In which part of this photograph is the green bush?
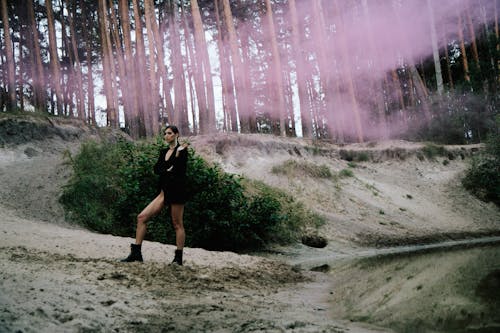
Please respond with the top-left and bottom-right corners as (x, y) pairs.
(271, 159), (333, 178)
(60, 138), (314, 251)
(462, 128), (500, 206)
(422, 143), (447, 160)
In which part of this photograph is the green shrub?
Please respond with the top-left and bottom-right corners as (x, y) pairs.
(271, 159), (333, 178)
(422, 143), (447, 160)
(462, 129), (500, 206)
(60, 138), (313, 251)
(339, 168), (354, 178)
(339, 150), (371, 162)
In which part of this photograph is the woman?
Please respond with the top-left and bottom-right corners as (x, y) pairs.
(122, 125), (188, 265)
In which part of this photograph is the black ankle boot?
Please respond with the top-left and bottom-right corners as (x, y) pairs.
(121, 244), (143, 262)
(172, 249), (183, 265)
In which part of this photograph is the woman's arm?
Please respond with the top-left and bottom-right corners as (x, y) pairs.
(172, 146), (188, 176)
(153, 149), (167, 175)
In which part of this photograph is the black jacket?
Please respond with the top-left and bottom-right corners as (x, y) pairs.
(153, 144), (188, 204)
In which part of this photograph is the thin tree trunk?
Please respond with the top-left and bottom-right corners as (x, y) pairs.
(146, 0), (174, 128)
(66, 0), (85, 120)
(496, 0), (499, 45)
(191, 0), (216, 133)
(1, 0), (15, 110)
(144, 0), (160, 135)
(311, 0), (335, 139)
(108, 0), (131, 129)
(264, 0), (286, 137)
(27, 0), (46, 111)
(132, 0), (152, 136)
(289, 0), (312, 138)
(98, 0), (118, 128)
(457, 10), (471, 82)
(496, 0), (500, 84)
(59, 1), (71, 116)
(332, 0), (364, 142)
(427, 0), (444, 95)
(45, 0), (64, 114)
(222, 0), (250, 133)
(441, 23), (454, 89)
(173, 1), (190, 133)
(80, 0), (95, 124)
(118, 0), (139, 136)
(392, 70), (405, 113)
(361, 0), (388, 138)
(214, 0), (236, 132)
(465, 1), (480, 69)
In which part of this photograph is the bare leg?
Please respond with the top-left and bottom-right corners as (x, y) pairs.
(135, 191), (165, 244)
(170, 204), (185, 249)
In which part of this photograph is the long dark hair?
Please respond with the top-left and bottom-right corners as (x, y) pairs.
(164, 125), (179, 135)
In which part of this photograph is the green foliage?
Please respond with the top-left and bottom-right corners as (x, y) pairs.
(406, 92), (498, 144)
(339, 150), (371, 162)
(339, 169), (354, 178)
(60, 139), (313, 252)
(271, 159), (333, 178)
(462, 128), (500, 206)
(422, 143), (447, 160)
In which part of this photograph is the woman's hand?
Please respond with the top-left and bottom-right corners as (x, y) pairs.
(176, 141), (190, 156)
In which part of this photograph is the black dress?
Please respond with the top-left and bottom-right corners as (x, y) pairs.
(153, 144), (188, 205)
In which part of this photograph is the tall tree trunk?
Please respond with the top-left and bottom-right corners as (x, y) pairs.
(457, 10), (471, 82)
(173, 1), (190, 134)
(132, 0), (152, 136)
(427, 0), (444, 95)
(191, 0), (216, 133)
(361, 0), (388, 138)
(145, 0), (174, 129)
(118, 0), (139, 137)
(465, 2), (480, 69)
(45, 0), (64, 114)
(183, 2), (207, 134)
(108, 0), (131, 129)
(311, 0), (334, 139)
(59, 2), (71, 116)
(441, 23), (454, 89)
(391, 69), (405, 116)
(27, 0), (46, 111)
(289, 0), (312, 138)
(80, 0), (95, 124)
(332, 0), (364, 142)
(66, 0), (85, 120)
(214, 0), (236, 132)
(496, 0), (500, 84)
(144, 0), (160, 135)
(222, 0), (250, 133)
(1, 0), (16, 110)
(98, 0), (118, 128)
(239, 30), (256, 132)
(264, 0), (286, 137)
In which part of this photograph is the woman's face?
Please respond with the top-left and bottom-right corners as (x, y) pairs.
(164, 128), (177, 144)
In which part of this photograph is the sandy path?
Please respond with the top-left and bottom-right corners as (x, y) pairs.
(0, 203), (392, 333)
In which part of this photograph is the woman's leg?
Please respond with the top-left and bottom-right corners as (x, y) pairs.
(170, 204), (185, 249)
(135, 191), (165, 244)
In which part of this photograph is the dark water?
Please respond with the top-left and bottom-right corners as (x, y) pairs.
(325, 243), (500, 333)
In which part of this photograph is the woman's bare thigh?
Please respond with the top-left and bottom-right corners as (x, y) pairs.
(139, 191), (165, 220)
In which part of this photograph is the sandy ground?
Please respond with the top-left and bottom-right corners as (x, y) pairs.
(1, 117), (499, 332)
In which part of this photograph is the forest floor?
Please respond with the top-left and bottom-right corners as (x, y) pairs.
(0, 115), (499, 333)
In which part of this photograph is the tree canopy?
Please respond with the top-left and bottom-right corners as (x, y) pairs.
(1, 0), (499, 142)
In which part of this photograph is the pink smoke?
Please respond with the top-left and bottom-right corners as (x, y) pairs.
(229, 0), (497, 140)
